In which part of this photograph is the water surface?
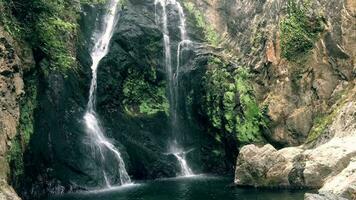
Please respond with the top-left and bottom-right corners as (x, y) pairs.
(51, 176), (306, 200)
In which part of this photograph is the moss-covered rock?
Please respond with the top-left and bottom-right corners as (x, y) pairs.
(7, 75), (38, 188)
(123, 68), (169, 116)
(280, 0), (325, 61)
(202, 57), (266, 145)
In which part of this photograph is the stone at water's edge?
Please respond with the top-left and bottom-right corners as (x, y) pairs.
(319, 159), (356, 200)
(304, 193), (349, 200)
(0, 180), (21, 200)
(234, 93), (356, 200)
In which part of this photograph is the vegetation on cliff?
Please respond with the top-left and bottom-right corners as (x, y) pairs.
(123, 68), (169, 116)
(183, 1), (220, 46)
(0, 0), (103, 73)
(202, 57), (266, 144)
(6, 76), (38, 188)
(0, 0), (102, 192)
(280, 0), (324, 61)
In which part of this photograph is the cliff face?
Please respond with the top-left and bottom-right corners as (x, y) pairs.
(188, 0), (355, 147)
(0, 0), (354, 199)
(204, 0), (356, 199)
(0, 26), (34, 200)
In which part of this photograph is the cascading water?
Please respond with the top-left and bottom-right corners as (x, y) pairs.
(174, 1), (192, 122)
(155, 0), (194, 177)
(84, 0), (131, 187)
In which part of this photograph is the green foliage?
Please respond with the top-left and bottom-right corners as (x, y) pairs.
(203, 58), (266, 144)
(6, 138), (23, 178)
(7, 78), (38, 184)
(305, 90), (349, 143)
(183, 2), (220, 46)
(280, 0), (324, 61)
(0, 0), (23, 37)
(0, 0), (108, 72)
(19, 78), (38, 145)
(80, 0), (106, 5)
(36, 16), (77, 71)
(123, 68), (169, 116)
(306, 114), (333, 143)
(234, 68), (266, 143)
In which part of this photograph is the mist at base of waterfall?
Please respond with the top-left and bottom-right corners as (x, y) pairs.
(50, 176), (308, 200)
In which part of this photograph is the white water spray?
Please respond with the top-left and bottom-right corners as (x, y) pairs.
(84, 0), (131, 186)
(155, 0), (194, 177)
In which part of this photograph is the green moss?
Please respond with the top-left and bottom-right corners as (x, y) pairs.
(183, 1), (220, 46)
(7, 77), (38, 185)
(0, 0), (23, 37)
(234, 68), (266, 143)
(280, 0), (324, 61)
(305, 93), (348, 143)
(123, 68), (169, 116)
(80, 0), (106, 5)
(6, 138), (23, 178)
(36, 16), (77, 71)
(19, 78), (38, 145)
(0, 0), (107, 73)
(306, 114), (333, 143)
(203, 58), (266, 144)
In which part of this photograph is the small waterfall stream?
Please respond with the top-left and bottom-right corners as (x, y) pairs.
(84, 0), (131, 187)
(155, 0), (194, 177)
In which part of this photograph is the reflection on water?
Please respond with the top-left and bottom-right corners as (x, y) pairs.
(50, 176), (307, 200)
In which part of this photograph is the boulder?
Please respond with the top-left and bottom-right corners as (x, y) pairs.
(235, 99), (356, 200)
(319, 159), (356, 200)
(304, 192), (348, 200)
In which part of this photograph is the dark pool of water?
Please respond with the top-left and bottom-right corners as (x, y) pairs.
(50, 175), (307, 200)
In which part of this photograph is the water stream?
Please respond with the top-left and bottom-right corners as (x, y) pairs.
(84, 0), (131, 187)
(155, 0), (194, 177)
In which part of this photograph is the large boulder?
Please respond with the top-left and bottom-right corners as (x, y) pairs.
(235, 92), (356, 199)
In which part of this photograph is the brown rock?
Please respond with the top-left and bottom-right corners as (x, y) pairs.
(235, 100), (356, 198)
(286, 107), (313, 141)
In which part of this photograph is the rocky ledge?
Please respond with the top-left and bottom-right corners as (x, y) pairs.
(234, 85), (356, 200)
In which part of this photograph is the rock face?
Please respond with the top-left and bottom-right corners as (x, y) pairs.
(95, 0), (233, 178)
(190, 0), (356, 147)
(0, 26), (33, 200)
(0, 0), (354, 199)
(0, 180), (20, 200)
(235, 88), (356, 199)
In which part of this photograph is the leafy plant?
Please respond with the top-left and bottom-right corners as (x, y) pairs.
(183, 1), (220, 46)
(0, 0), (108, 73)
(203, 58), (266, 144)
(7, 77), (38, 186)
(280, 0), (324, 61)
(123, 68), (169, 116)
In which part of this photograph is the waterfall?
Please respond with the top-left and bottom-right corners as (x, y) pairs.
(84, 0), (131, 187)
(155, 0), (194, 177)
